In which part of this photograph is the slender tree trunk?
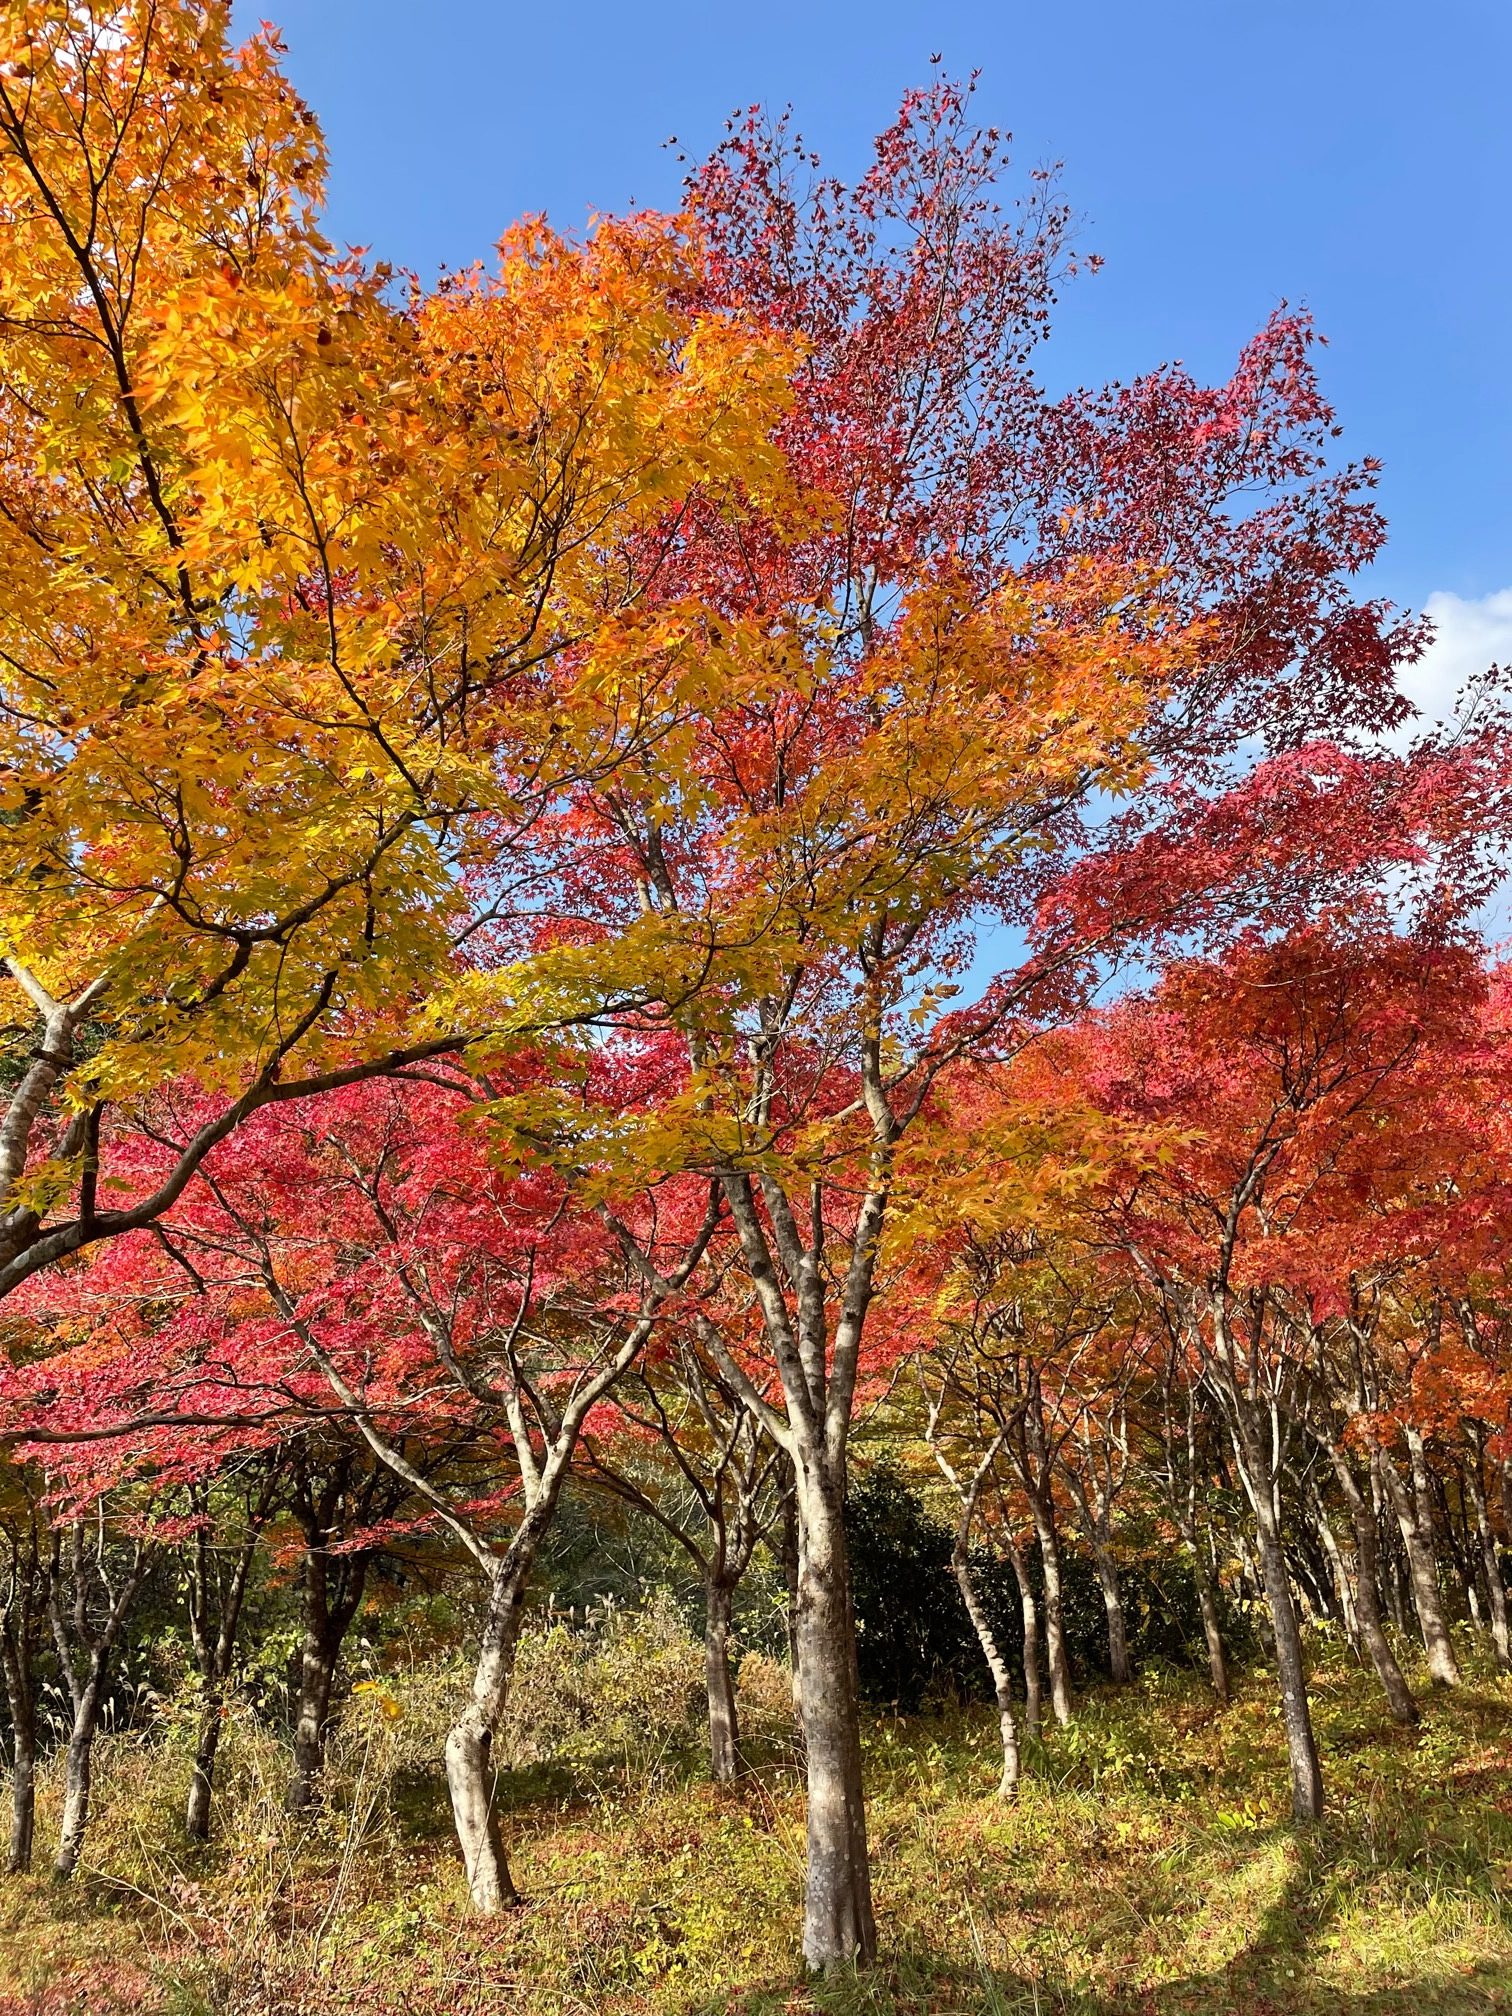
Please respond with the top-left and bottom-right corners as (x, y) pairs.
(1309, 1497), (1359, 1651)
(46, 1534), (149, 1881)
(1235, 1529), (1276, 1661)
(7, 1722), (34, 1878)
(704, 1572), (741, 1782)
(1231, 1409), (1322, 1822)
(792, 1457), (875, 1973)
(0, 1631), (36, 1876)
(1030, 1496), (1073, 1725)
(1253, 1515), (1324, 1821)
(185, 1694), (225, 1841)
(950, 1548), (1019, 1796)
(1351, 1503), (1420, 1725)
(1192, 1540), (1230, 1704)
(1373, 1453), (1410, 1634)
(53, 1674), (104, 1881)
(1466, 1461), (1512, 1674)
(1324, 1450), (1419, 1725)
(1381, 1448), (1461, 1687)
(1090, 1540), (1132, 1684)
(777, 1467), (804, 1731)
(287, 1547), (368, 1815)
(445, 1554), (533, 1912)
(1004, 1533), (1042, 1738)
(183, 1482), (270, 1842)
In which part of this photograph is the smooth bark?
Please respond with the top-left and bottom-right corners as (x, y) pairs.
(1193, 1540), (1230, 1705)
(791, 1459), (874, 1971)
(1465, 1455), (1511, 1673)
(1003, 1532), (1043, 1738)
(950, 1547), (1019, 1796)
(445, 1552), (531, 1912)
(1089, 1541), (1132, 1685)
(1318, 1444), (1418, 1724)
(1380, 1445), (1461, 1687)
(1228, 1404), (1322, 1821)
(1030, 1495), (1073, 1726)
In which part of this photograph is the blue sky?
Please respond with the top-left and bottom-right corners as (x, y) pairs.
(234, 0), (1512, 718)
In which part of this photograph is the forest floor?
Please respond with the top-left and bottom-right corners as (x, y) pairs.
(1, 1653), (1510, 2016)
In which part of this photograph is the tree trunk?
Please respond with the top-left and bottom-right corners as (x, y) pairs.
(1466, 1460), (1512, 1674)
(444, 1555), (530, 1913)
(792, 1457), (875, 1973)
(185, 1692), (225, 1841)
(704, 1573), (741, 1782)
(53, 1675), (104, 1881)
(286, 1543), (369, 1815)
(1373, 1453), (1410, 1634)
(289, 1630), (336, 1815)
(1090, 1540), (1132, 1684)
(1323, 1449), (1419, 1725)
(1004, 1533), (1042, 1738)
(1252, 1516), (1323, 1820)
(7, 1721), (34, 1879)
(777, 1466), (804, 1732)
(1351, 1501), (1420, 1725)
(1030, 1497), (1073, 1725)
(1192, 1542), (1230, 1705)
(1, 1633), (36, 1876)
(1381, 1448), (1460, 1686)
(1231, 1407), (1322, 1821)
(951, 1549), (1019, 1796)
(1309, 1497), (1360, 1651)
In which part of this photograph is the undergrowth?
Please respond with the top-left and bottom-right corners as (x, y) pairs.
(1, 1604), (1509, 2016)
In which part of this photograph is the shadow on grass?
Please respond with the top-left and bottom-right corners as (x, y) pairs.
(678, 1822), (1512, 2016)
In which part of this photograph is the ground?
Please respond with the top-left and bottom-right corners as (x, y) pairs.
(1, 1654), (1510, 2016)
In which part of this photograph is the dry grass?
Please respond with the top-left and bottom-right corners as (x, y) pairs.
(1, 1615), (1509, 2015)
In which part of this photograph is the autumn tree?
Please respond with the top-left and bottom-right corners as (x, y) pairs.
(0, 0), (795, 1303)
(457, 71), (1456, 1966)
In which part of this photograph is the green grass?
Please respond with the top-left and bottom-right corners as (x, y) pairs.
(2, 1655), (1511, 2015)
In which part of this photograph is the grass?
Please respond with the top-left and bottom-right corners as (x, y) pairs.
(1, 1646), (1511, 2016)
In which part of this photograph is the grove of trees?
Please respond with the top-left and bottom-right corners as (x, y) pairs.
(2, 1), (1510, 1985)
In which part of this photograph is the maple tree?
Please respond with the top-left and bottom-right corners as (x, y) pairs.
(6, 1064), (729, 1900)
(449, 77), (1479, 1966)
(980, 928), (1498, 1816)
(3, 14), (1512, 1991)
(0, 0), (795, 1304)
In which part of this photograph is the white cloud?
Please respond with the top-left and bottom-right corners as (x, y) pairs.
(1392, 586), (1512, 744)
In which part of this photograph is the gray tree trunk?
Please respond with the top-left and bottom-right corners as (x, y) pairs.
(1003, 1533), (1042, 1738)
(1323, 1446), (1418, 1724)
(1465, 1460), (1511, 1673)
(1090, 1541), (1131, 1684)
(0, 1631), (36, 1875)
(53, 1674), (103, 1880)
(1193, 1542), (1229, 1704)
(445, 1554), (532, 1911)
(704, 1573), (741, 1781)
(1030, 1498), (1073, 1725)
(1229, 1407), (1322, 1821)
(1381, 1447), (1460, 1686)
(792, 1457), (875, 1972)
(1254, 1516), (1323, 1821)
(950, 1548), (1019, 1795)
